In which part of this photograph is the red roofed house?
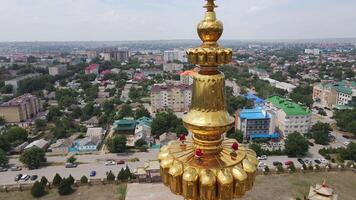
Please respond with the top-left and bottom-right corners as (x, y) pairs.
(133, 72), (146, 82)
(100, 70), (112, 76)
(85, 64), (100, 75)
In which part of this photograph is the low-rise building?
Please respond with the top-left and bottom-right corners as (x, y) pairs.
(25, 139), (49, 150)
(151, 84), (192, 113)
(114, 119), (136, 135)
(86, 127), (105, 139)
(85, 64), (100, 75)
(262, 78), (296, 93)
(133, 160), (161, 183)
(180, 70), (197, 86)
(307, 181), (338, 200)
(49, 138), (73, 154)
(48, 65), (67, 76)
(244, 92), (265, 106)
(0, 94), (42, 123)
(159, 132), (177, 146)
(266, 96), (311, 136)
(75, 137), (101, 152)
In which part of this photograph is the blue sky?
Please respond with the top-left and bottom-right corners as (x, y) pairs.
(0, 0), (355, 41)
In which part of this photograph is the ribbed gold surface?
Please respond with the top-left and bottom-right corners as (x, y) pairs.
(158, 1), (258, 199)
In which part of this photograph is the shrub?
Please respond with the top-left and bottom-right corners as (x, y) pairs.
(264, 166), (270, 173)
(80, 176), (88, 184)
(52, 173), (62, 187)
(308, 164), (313, 170)
(302, 164), (307, 170)
(58, 178), (73, 196)
(31, 181), (45, 198)
(289, 164), (296, 172)
(315, 164), (320, 170)
(331, 158), (335, 163)
(277, 164), (284, 173)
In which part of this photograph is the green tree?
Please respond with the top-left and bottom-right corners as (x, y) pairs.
(0, 136), (11, 151)
(249, 143), (263, 156)
(334, 109), (356, 135)
(80, 176), (88, 184)
(151, 112), (187, 136)
(117, 103), (133, 119)
(4, 126), (28, 146)
(134, 139), (148, 148)
(19, 146), (46, 169)
(107, 171), (115, 181)
(53, 173), (62, 187)
(134, 105), (151, 119)
(339, 142), (356, 161)
(289, 85), (313, 107)
(117, 168), (125, 181)
(47, 106), (62, 122)
(0, 116), (6, 125)
(67, 156), (76, 164)
(67, 175), (75, 185)
(31, 181), (46, 198)
(35, 119), (47, 129)
(226, 129), (244, 143)
(58, 178), (73, 196)
(284, 132), (309, 157)
(310, 122), (332, 145)
(40, 176), (48, 187)
(0, 149), (9, 167)
(106, 135), (127, 153)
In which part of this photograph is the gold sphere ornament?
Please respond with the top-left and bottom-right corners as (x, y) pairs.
(158, 1), (258, 200)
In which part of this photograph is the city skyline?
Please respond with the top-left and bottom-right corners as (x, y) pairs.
(0, 0), (356, 42)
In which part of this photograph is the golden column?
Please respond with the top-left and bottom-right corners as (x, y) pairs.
(158, 1), (258, 200)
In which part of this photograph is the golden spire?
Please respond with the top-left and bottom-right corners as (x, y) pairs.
(158, 1), (258, 200)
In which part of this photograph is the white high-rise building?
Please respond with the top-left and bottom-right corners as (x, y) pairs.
(163, 50), (187, 63)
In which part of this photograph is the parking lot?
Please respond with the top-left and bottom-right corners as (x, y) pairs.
(0, 149), (159, 185)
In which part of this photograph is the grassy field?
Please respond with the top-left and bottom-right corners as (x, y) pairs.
(0, 172), (355, 200)
(0, 184), (125, 200)
(242, 171), (356, 200)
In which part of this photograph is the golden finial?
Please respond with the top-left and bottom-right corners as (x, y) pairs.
(158, 1), (258, 199)
(204, 0), (217, 12)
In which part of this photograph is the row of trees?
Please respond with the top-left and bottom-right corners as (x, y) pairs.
(249, 132), (309, 157)
(334, 108), (356, 135)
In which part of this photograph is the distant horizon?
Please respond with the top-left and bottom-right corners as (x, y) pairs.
(1, 37), (356, 43)
(1, 1), (356, 41)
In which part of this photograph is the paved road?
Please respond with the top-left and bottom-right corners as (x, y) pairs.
(0, 149), (159, 185)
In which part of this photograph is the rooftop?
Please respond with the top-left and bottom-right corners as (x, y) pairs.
(114, 119), (136, 131)
(267, 96), (310, 116)
(136, 116), (153, 127)
(1, 93), (38, 107)
(239, 107), (270, 120)
(244, 92), (265, 104)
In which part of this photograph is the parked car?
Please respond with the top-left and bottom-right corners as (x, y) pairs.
(31, 175), (38, 181)
(90, 170), (96, 177)
(117, 160), (125, 165)
(65, 163), (78, 168)
(284, 161), (294, 166)
(344, 141), (350, 146)
(20, 174), (30, 181)
(314, 159), (321, 164)
(105, 160), (116, 166)
(320, 159), (329, 164)
(0, 167), (8, 172)
(297, 158), (305, 165)
(304, 159), (311, 165)
(258, 162), (266, 168)
(10, 166), (22, 171)
(257, 155), (267, 160)
(14, 174), (22, 182)
(273, 161), (282, 166)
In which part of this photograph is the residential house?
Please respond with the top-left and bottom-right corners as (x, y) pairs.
(49, 139), (73, 154)
(86, 127), (105, 139)
(25, 139), (49, 150)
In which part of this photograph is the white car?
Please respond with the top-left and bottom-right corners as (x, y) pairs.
(258, 162), (266, 168)
(343, 141), (350, 146)
(320, 159), (329, 164)
(20, 174), (30, 181)
(105, 160), (116, 166)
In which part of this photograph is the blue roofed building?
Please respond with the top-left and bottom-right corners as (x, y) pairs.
(243, 92), (265, 106)
(136, 116), (153, 127)
(235, 107), (278, 140)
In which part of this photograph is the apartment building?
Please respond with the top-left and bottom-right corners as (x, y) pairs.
(0, 94), (42, 123)
(180, 70), (197, 86)
(163, 63), (183, 73)
(266, 96), (311, 136)
(151, 84), (192, 112)
(163, 50), (187, 63)
(235, 107), (277, 140)
(313, 81), (355, 108)
(4, 73), (40, 92)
